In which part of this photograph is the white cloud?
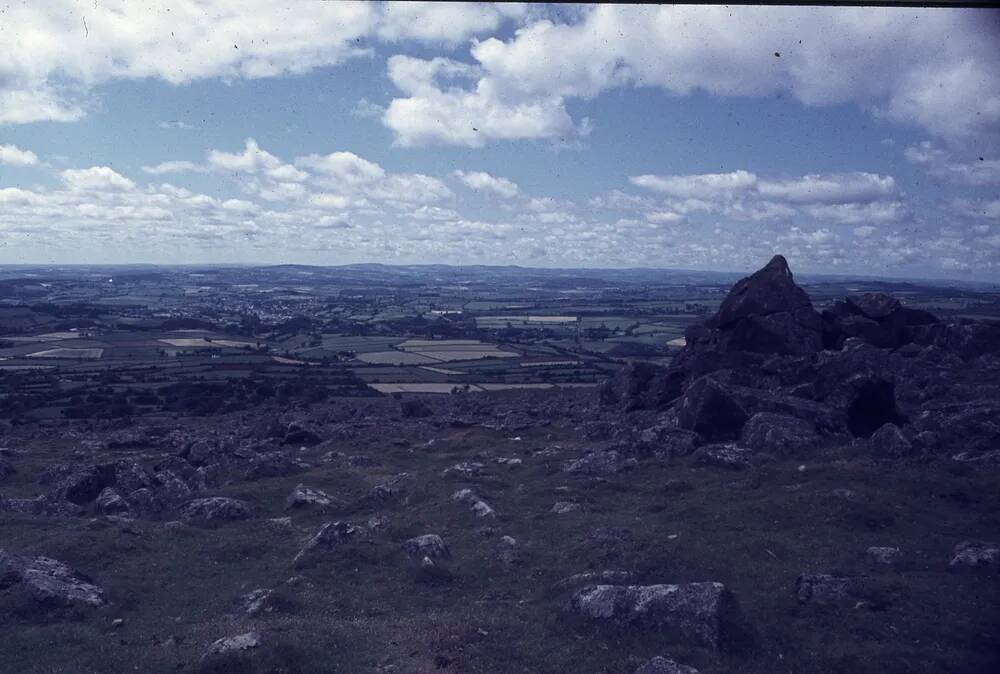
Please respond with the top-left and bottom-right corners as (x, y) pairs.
(296, 151), (386, 186)
(629, 171), (758, 200)
(757, 173), (896, 204)
(377, 2), (526, 46)
(157, 120), (194, 130)
(382, 55), (578, 147)
(805, 201), (909, 225)
(0, 144), (39, 166)
(451, 170), (520, 198)
(141, 160), (210, 175)
(381, 5), (1000, 149)
(60, 166), (135, 191)
(351, 98), (386, 119)
(904, 141), (1000, 186)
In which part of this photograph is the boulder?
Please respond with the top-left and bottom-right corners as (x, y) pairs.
(284, 422), (322, 446)
(54, 464), (116, 505)
(0, 549), (105, 607)
(95, 488), (130, 515)
(404, 534), (450, 560)
(673, 375), (749, 441)
(285, 484), (339, 511)
(846, 293), (901, 320)
(740, 412), (818, 454)
(569, 582), (738, 650)
(869, 423), (913, 457)
(714, 255), (813, 328)
(179, 497), (254, 524)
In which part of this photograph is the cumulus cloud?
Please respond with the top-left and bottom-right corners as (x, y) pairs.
(381, 5), (1000, 149)
(629, 171), (758, 200)
(60, 166), (135, 191)
(451, 170), (520, 198)
(757, 173), (896, 204)
(0, 144), (39, 166)
(296, 151), (386, 186)
(377, 2), (526, 46)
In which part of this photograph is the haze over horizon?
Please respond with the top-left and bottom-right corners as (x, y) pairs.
(2, 3), (1000, 279)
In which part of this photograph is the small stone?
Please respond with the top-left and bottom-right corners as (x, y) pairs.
(112, 618), (125, 628)
(633, 657), (700, 674)
(866, 546), (901, 565)
(404, 534), (450, 560)
(202, 632), (261, 660)
(551, 501), (581, 514)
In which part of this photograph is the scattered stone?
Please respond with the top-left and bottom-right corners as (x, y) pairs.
(202, 632), (261, 660)
(495, 457), (523, 466)
(551, 501), (581, 514)
(0, 549), (105, 607)
(452, 489), (497, 518)
(866, 546), (901, 565)
(948, 541), (1000, 570)
(442, 461), (488, 478)
(179, 497), (254, 524)
(239, 588), (274, 616)
(293, 521), (359, 568)
(285, 484), (339, 511)
(569, 582), (737, 650)
(112, 618), (125, 628)
(633, 657), (700, 674)
(404, 534), (450, 560)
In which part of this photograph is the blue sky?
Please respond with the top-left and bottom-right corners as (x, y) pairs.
(1, 3), (999, 279)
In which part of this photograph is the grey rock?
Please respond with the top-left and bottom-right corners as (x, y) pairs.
(95, 487), (130, 516)
(0, 549), (105, 607)
(870, 423), (913, 457)
(563, 449), (634, 475)
(239, 589), (274, 616)
(285, 484), (338, 511)
(202, 632), (261, 660)
(847, 293), (902, 320)
(569, 581), (736, 650)
(555, 570), (633, 589)
(404, 534), (450, 560)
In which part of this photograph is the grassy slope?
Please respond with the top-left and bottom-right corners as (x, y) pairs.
(1, 419), (999, 673)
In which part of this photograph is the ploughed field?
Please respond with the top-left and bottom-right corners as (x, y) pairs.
(0, 390), (998, 674)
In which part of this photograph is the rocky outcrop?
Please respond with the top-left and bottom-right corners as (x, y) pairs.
(179, 497), (254, 524)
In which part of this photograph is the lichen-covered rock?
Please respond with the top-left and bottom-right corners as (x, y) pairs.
(948, 541), (999, 570)
(569, 582), (737, 650)
(633, 657), (700, 674)
(404, 534), (450, 560)
(0, 549), (105, 607)
(179, 497), (254, 524)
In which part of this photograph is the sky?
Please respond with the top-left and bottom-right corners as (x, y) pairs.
(1, 3), (999, 280)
